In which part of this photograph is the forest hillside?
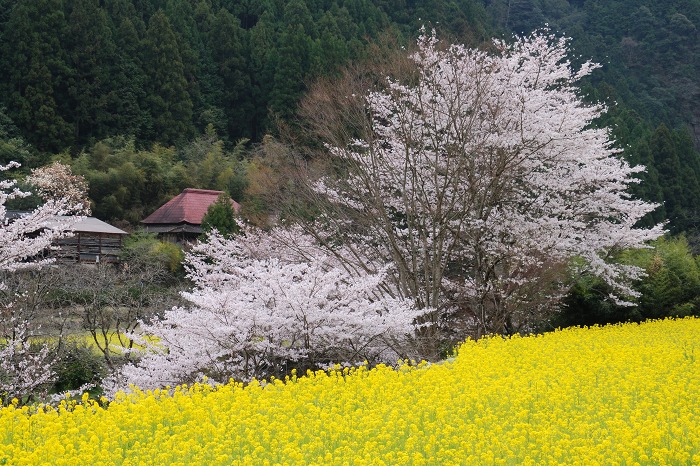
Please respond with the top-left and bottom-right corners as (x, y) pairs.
(1, 0), (699, 238)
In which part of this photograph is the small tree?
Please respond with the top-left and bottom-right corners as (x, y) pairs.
(26, 161), (91, 215)
(0, 162), (80, 273)
(0, 319), (55, 403)
(59, 235), (184, 372)
(110, 229), (423, 392)
(200, 192), (240, 238)
(0, 267), (68, 403)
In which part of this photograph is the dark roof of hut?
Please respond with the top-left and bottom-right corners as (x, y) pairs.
(142, 188), (240, 226)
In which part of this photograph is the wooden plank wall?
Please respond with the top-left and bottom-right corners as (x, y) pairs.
(55, 233), (124, 263)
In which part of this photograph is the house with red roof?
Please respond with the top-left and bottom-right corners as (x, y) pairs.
(141, 188), (240, 242)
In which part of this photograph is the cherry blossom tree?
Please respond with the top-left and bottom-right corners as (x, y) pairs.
(1, 161), (84, 403)
(1, 162), (81, 273)
(111, 229), (424, 392)
(302, 30), (664, 339)
(0, 318), (55, 404)
(26, 161), (91, 215)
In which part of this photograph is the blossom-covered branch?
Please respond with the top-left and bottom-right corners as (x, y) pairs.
(303, 30), (664, 338)
(1, 162), (84, 273)
(111, 229), (424, 392)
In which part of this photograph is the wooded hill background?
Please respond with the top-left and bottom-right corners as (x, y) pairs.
(1, 0), (700, 241)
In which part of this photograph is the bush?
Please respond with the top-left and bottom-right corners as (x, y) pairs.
(556, 236), (700, 328)
(52, 341), (106, 394)
(151, 241), (185, 275)
(122, 231), (185, 277)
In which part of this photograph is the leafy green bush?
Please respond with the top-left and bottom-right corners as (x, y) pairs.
(122, 231), (184, 277)
(52, 341), (106, 394)
(556, 236), (700, 328)
(151, 242), (185, 275)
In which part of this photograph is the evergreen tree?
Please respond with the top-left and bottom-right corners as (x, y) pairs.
(209, 8), (252, 140)
(201, 192), (240, 237)
(193, 1), (227, 134)
(312, 12), (350, 76)
(164, 0), (203, 132)
(22, 59), (73, 153)
(109, 16), (150, 142)
(674, 128), (700, 234)
(0, 0), (73, 152)
(229, 0), (262, 30)
(652, 124), (685, 232)
(283, 0), (317, 38)
(506, 0), (545, 33)
(629, 140), (666, 227)
(141, 9), (195, 146)
(269, 24), (311, 120)
(101, 0), (150, 141)
(248, 10), (278, 139)
(66, 0), (116, 144)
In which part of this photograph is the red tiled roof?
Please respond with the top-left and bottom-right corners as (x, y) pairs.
(142, 188), (240, 225)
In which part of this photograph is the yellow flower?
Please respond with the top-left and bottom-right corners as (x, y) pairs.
(2, 318), (700, 464)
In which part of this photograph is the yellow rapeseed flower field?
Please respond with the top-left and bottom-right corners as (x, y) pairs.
(2, 318), (699, 465)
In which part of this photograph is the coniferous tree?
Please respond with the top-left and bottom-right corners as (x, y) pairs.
(506, 0), (545, 33)
(164, 0), (203, 132)
(141, 9), (195, 146)
(0, 0), (73, 152)
(270, 24), (311, 120)
(673, 128), (700, 233)
(209, 8), (252, 140)
(229, 0), (262, 30)
(193, 1), (227, 134)
(66, 0), (116, 144)
(629, 141), (666, 227)
(109, 16), (150, 142)
(312, 12), (350, 76)
(652, 124), (685, 233)
(22, 60), (73, 153)
(201, 192), (240, 238)
(283, 0), (317, 38)
(248, 10), (278, 139)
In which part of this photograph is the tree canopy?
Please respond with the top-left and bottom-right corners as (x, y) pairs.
(300, 31), (663, 340)
(2, 0), (700, 240)
(200, 192), (240, 238)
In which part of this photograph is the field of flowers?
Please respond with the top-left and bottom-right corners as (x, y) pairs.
(2, 318), (700, 465)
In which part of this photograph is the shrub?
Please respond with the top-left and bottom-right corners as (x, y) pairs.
(557, 236), (700, 328)
(52, 341), (106, 394)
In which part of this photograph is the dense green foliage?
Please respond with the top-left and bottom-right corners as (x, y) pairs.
(0, 0), (698, 237)
(0, 0), (698, 239)
(555, 237), (700, 328)
(3, 0), (700, 329)
(0, 0), (489, 151)
(52, 341), (106, 394)
(121, 231), (185, 275)
(65, 132), (248, 223)
(201, 192), (240, 238)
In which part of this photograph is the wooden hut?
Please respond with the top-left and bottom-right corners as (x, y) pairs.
(51, 216), (129, 263)
(4, 212), (128, 263)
